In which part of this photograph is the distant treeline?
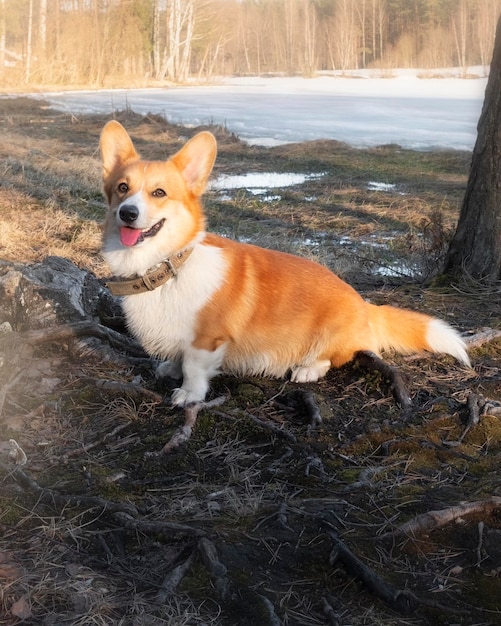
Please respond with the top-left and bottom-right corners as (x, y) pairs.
(1, 0), (499, 88)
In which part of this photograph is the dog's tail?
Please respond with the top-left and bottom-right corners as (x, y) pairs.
(368, 304), (470, 366)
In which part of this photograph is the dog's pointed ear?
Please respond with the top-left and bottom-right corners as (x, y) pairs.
(171, 131), (217, 196)
(100, 120), (139, 178)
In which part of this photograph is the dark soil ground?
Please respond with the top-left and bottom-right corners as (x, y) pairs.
(0, 97), (501, 626)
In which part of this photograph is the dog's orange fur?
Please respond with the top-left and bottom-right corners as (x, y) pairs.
(100, 121), (470, 407)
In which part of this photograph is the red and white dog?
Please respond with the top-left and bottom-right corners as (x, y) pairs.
(100, 121), (470, 407)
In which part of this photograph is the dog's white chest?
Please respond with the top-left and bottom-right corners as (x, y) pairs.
(121, 245), (225, 359)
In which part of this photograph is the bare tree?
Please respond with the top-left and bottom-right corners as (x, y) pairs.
(476, 0), (499, 74)
(0, 0), (6, 76)
(39, 0), (47, 61)
(24, 0), (34, 83)
(331, 0), (359, 73)
(302, 0), (317, 76)
(444, 14), (501, 283)
(452, 0), (470, 78)
(156, 0), (196, 82)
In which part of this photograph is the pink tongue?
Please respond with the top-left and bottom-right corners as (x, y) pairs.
(120, 227), (142, 247)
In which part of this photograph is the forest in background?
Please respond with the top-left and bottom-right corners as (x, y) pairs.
(0, 0), (500, 89)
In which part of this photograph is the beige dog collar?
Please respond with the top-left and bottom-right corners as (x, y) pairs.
(106, 249), (192, 296)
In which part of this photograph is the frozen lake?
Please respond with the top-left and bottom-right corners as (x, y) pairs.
(32, 72), (488, 151)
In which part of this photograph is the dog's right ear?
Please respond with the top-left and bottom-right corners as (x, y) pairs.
(100, 121), (139, 178)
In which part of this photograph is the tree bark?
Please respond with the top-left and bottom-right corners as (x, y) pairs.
(444, 14), (501, 282)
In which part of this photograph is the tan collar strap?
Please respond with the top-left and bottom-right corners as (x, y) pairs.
(106, 249), (193, 296)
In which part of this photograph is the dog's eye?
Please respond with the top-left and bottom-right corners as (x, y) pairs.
(117, 182), (129, 194)
(152, 188), (166, 198)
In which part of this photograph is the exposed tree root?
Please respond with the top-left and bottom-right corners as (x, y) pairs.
(145, 395), (230, 458)
(214, 408), (298, 443)
(62, 422), (133, 460)
(379, 497), (501, 541)
(156, 551), (195, 602)
(354, 350), (412, 409)
(464, 327), (501, 349)
(112, 511), (207, 538)
(12, 320), (148, 358)
(0, 461), (138, 516)
(78, 377), (163, 403)
(328, 531), (418, 615)
(198, 537), (230, 600)
(299, 390), (323, 434)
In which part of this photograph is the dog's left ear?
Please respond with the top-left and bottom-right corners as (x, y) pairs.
(100, 120), (139, 178)
(171, 131), (217, 196)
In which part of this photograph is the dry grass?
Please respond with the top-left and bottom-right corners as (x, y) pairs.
(0, 98), (500, 625)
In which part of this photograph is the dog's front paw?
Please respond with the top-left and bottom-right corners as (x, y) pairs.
(171, 387), (205, 407)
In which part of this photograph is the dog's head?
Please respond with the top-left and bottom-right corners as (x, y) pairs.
(99, 120), (217, 276)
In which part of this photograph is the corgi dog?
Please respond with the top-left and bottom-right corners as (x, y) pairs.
(100, 121), (470, 408)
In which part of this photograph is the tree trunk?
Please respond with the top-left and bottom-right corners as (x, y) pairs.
(443, 15), (501, 283)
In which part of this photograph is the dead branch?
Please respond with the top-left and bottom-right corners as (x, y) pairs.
(328, 531), (418, 615)
(379, 497), (501, 541)
(0, 461), (138, 516)
(112, 511), (207, 538)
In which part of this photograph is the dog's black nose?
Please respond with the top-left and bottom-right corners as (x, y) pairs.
(119, 204), (139, 224)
